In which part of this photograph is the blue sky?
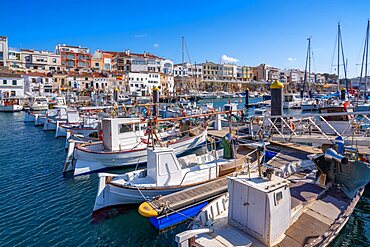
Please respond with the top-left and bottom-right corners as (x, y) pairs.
(1, 0), (370, 77)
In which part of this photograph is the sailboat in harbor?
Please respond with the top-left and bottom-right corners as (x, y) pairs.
(301, 37), (319, 111)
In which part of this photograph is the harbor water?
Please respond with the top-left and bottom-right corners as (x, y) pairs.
(0, 100), (369, 246)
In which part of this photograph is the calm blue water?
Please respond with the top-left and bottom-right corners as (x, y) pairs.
(0, 102), (368, 246)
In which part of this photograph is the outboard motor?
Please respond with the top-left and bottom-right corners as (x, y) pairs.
(324, 148), (348, 164)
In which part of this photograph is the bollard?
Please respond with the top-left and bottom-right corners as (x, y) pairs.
(152, 86), (159, 118)
(245, 89), (250, 108)
(215, 113), (222, 130)
(270, 80), (284, 131)
(340, 88), (346, 101)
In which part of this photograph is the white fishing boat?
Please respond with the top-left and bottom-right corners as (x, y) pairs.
(69, 118), (207, 176)
(254, 107), (267, 115)
(30, 96), (49, 111)
(55, 111), (89, 138)
(34, 113), (47, 126)
(176, 146), (370, 247)
(319, 103), (354, 135)
(24, 111), (37, 122)
(0, 98), (23, 112)
(283, 93), (301, 109)
(43, 107), (69, 131)
(93, 146), (246, 212)
(301, 99), (319, 111)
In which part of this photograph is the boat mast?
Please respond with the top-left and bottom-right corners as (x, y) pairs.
(359, 19), (369, 100)
(337, 23), (340, 92)
(308, 37), (311, 95)
(339, 24), (348, 97)
(302, 37), (310, 99)
(181, 36), (185, 95)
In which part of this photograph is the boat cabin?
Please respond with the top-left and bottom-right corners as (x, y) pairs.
(101, 118), (147, 151)
(228, 174), (291, 246)
(223, 103), (238, 112)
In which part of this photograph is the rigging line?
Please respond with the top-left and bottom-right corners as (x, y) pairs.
(329, 30), (338, 74)
(184, 40), (192, 65)
(339, 27), (349, 95)
(340, 30), (348, 79)
(360, 21), (369, 94)
(302, 37), (310, 96)
(311, 50), (317, 77)
(355, 28), (367, 76)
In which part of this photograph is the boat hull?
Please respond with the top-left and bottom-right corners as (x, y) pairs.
(94, 183), (185, 211)
(73, 131), (207, 175)
(0, 105), (23, 112)
(24, 112), (36, 122)
(34, 115), (46, 126)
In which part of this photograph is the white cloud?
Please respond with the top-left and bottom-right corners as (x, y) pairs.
(288, 57), (297, 62)
(134, 33), (147, 38)
(153, 43), (159, 48)
(220, 54), (239, 63)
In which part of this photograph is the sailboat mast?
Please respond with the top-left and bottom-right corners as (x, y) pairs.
(302, 37), (310, 98)
(365, 20), (369, 99)
(308, 37), (311, 93)
(337, 23), (340, 92)
(181, 36), (185, 94)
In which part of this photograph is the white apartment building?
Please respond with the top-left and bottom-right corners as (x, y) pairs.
(22, 72), (54, 96)
(0, 72), (24, 98)
(8, 48), (22, 69)
(20, 49), (61, 72)
(128, 72), (148, 96)
(128, 72), (162, 96)
(219, 63), (238, 80)
(161, 59), (174, 75)
(92, 73), (109, 91)
(0, 36), (8, 67)
(174, 63), (203, 78)
(66, 73), (92, 91)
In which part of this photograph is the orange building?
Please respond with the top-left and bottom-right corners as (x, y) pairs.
(55, 44), (91, 71)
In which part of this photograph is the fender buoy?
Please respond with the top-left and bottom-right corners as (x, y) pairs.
(98, 130), (103, 141)
(138, 202), (158, 217)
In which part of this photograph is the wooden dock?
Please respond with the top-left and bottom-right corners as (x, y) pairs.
(149, 177), (229, 216)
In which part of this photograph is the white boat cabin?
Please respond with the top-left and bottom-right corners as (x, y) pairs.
(101, 118), (147, 152)
(283, 93), (301, 109)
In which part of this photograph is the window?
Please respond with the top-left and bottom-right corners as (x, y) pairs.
(12, 80), (17, 85)
(52, 58), (57, 63)
(11, 91), (16, 96)
(119, 124), (133, 134)
(275, 191), (283, 205)
(3, 80), (7, 85)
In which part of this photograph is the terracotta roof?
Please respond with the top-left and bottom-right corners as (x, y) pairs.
(0, 72), (22, 78)
(16, 71), (49, 77)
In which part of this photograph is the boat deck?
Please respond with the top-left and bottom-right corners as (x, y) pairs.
(192, 183), (352, 247)
(277, 189), (350, 247)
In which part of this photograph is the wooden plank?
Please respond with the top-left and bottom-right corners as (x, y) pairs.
(284, 212), (330, 245)
(151, 177), (229, 211)
(276, 234), (302, 247)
